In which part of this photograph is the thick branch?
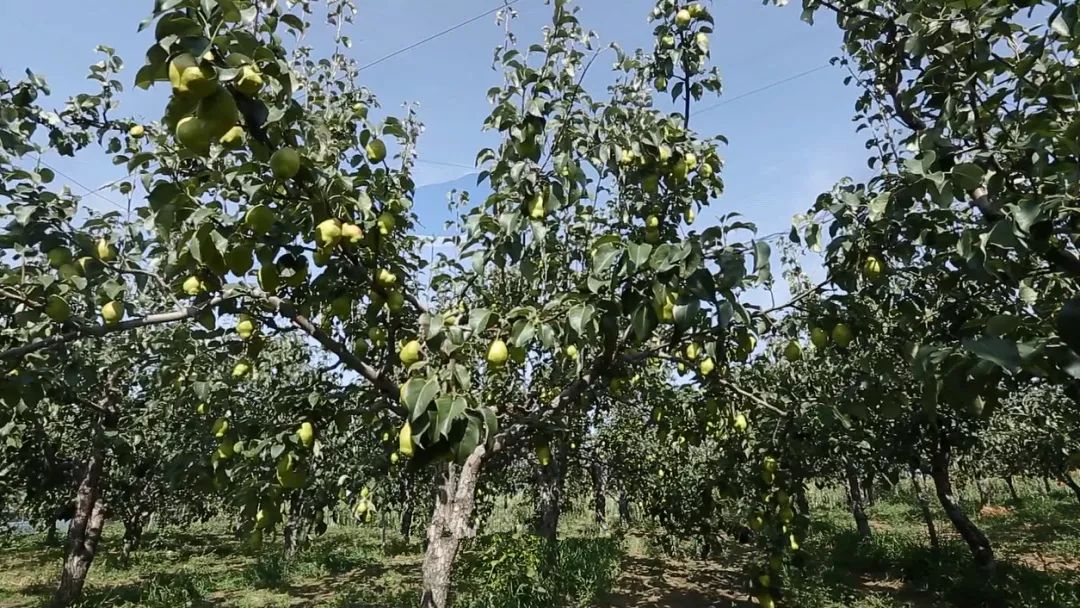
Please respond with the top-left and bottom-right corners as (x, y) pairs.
(1, 296), (237, 362)
(265, 296), (402, 405)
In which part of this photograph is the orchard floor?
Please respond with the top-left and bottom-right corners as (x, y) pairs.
(2, 487), (1080, 608)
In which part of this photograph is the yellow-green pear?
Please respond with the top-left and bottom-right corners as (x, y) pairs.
(212, 417), (229, 437)
(244, 205), (276, 234)
(232, 359), (252, 378)
(169, 53), (217, 98)
(128, 124), (145, 138)
(95, 238), (116, 262)
(675, 8), (692, 27)
(810, 327), (829, 349)
(313, 247), (332, 267)
(366, 138), (387, 163)
(45, 295), (71, 322)
(398, 421), (414, 456)
(758, 593), (775, 608)
(377, 212), (396, 235)
(330, 296), (352, 319)
(536, 443), (551, 466)
(315, 219), (343, 248)
(783, 340), (803, 362)
(341, 223), (363, 243)
(235, 64), (263, 95)
(269, 147), (301, 179)
(215, 440), (235, 460)
(101, 300), (124, 325)
(236, 314), (256, 339)
(733, 413), (748, 432)
(695, 32), (709, 50)
(219, 125), (245, 149)
(175, 116), (211, 154)
(399, 340), (422, 366)
(487, 339), (509, 367)
(375, 268), (397, 288)
(863, 255), (884, 281)
(386, 291), (405, 313)
(565, 344), (579, 358)
(528, 191), (545, 219)
(832, 323), (854, 348)
(685, 342), (700, 359)
(298, 421), (315, 448)
(699, 357), (715, 376)
(182, 275), (205, 296)
(688, 3), (705, 17)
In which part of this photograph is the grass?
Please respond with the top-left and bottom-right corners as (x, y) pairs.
(1, 484), (1078, 607)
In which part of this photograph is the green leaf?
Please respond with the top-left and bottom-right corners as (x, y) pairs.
(951, 163), (985, 190)
(632, 304), (657, 342)
(468, 308), (492, 334)
(567, 304), (593, 335)
(402, 377), (439, 421)
(591, 242), (621, 274)
(962, 337), (1020, 373)
(511, 319), (535, 347)
(435, 396), (467, 438)
(627, 242), (652, 271)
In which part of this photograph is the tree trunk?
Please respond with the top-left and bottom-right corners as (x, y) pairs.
(421, 445), (486, 608)
(399, 476), (414, 540)
(862, 475), (876, 506)
(1059, 470), (1080, 504)
(120, 510), (147, 563)
(1043, 476), (1052, 494)
(1004, 476), (1020, 502)
(975, 477), (992, 509)
(617, 488), (631, 523)
(50, 452), (106, 608)
(534, 442), (564, 543)
(930, 441), (996, 583)
(846, 464), (872, 539)
(910, 466), (939, 552)
(283, 518), (308, 560)
(45, 521), (59, 547)
(588, 458), (607, 525)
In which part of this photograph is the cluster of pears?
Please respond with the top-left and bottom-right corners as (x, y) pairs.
(682, 341), (716, 377)
(353, 486), (376, 523)
(168, 50), (262, 155)
(39, 238), (122, 324)
(809, 321), (854, 350)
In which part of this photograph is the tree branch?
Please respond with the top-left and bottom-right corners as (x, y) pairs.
(0, 295), (239, 362)
(265, 296), (402, 407)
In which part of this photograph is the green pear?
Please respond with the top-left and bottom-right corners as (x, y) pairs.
(45, 295), (71, 322)
(270, 147), (301, 179)
(366, 138), (387, 163)
(399, 340), (422, 366)
(101, 300), (124, 325)
(175, 116), (211, 154)
(487, 339), (509, 367)
(244, 205), (276, 235)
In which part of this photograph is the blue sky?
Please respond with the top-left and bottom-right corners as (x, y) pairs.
(0, 0), (868, 301)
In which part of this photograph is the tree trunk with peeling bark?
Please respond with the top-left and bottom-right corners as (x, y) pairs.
(534, 442), (564, 544)
(910, 466), (939, 552)
(1060, 470), (1080, 504)
(588, 458), (606, 525)
(846, 464), (872, 539)
(1004, 476), (1020, 502)
(421, 445), (486, 608)
(49, 451), (106, 608)
(930, 441), (996, 584)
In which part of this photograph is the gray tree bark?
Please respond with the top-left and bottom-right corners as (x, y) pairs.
(49, 451), (106, 608)
(421, 445), (486, 608)
(910, 466), (939, 552)
(930, 441), (996, 583)
(846, 464), (872, 539)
